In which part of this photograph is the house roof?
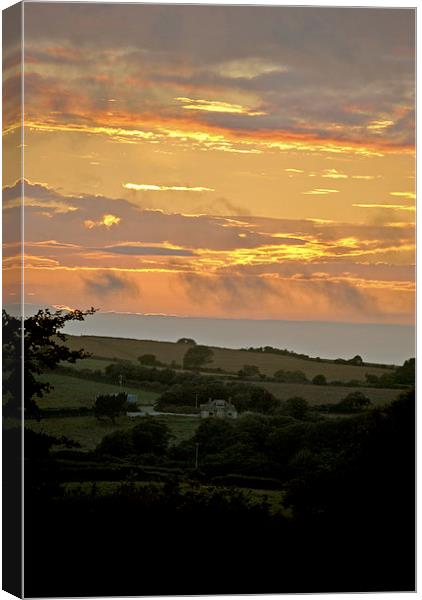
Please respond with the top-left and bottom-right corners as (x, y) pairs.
(199, 398), (237, 410)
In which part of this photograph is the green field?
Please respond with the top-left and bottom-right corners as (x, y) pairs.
(37, 372), (159, 409)
(24, 334), (403, 455)
(63, 334), (393, 382)
(69, 357), (116, 371)
(26, 413), (200, 451)
(259, 381), (400, 406)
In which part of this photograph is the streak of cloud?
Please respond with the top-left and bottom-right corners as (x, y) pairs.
(321, 169), (348, 179)
(390, 191), (415, 200)
(302, 188), (340, 195)
(175, 96), (266, 116)
(123, 182), (214, 192)
(101, 244), (196, 257)
(353, 203), (415, 212)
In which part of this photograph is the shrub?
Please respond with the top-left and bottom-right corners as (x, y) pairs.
(312, 374), (327, 385)
(279, 397), (310, 420)
(238, 365), (260, 378)
(138, 354), (160, 366)
(274, 369), (308, 383)
(332, 391), (372, 413)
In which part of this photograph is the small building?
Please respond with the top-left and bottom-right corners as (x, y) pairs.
(126, 394), (138, 404)
(200, 398), (238, 419)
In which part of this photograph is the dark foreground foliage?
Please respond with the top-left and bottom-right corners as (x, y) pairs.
(23, 390), (415, 597)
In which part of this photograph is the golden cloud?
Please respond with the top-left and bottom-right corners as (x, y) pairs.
(321, 169), (348, 179)
(302, 188), (340, 195)
(390, 192), (416, 200)
(123, 182), (214, 192)
(353, 203), (416, 212)
(367, 119), (394, 132)
(84, 214), (121, 229)
(175, 96), (266, 116)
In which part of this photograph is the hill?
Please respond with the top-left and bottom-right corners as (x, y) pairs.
(63, 334), (393, 383)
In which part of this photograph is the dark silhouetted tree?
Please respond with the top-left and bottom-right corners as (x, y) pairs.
(183, 345), (214, 370)
(349, 355), (364, 366)
(3, 307), (96, 420)
(94, 392), (128, 423)
(177, 338), (196, 345)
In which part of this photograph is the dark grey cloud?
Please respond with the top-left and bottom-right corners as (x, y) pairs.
(308, 279), (377, 314)
(221, 260), (415, 283)
(180, 272), (380, 316)
(180, 273), (279, 310)
(83, 272), (139, 297)
(22, 5), (415, 147)
(4, 178), (58, 202)
(24, 5), (414, 70)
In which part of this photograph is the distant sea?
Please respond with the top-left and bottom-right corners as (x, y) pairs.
(7, 305), (414, 365)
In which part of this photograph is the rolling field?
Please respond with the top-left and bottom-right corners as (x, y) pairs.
(259, 381), (400, 405)
(25, 334), (403, 453)
(63, 334), (393, 382)
(37, 373), (159, 409)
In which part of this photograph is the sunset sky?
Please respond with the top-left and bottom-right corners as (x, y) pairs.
(3, 4), (415, 325)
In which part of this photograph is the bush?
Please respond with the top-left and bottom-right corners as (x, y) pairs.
(132, 419), (173, 455)
(96, 418), (172, 457)
(312, 374), (327, 385)
(138, 354), (160, 366)
(96, 430), (134, 457)
(274, 369), (308, 383)
(332, 392), (372, 413)
(238, 365), (261, 378)
(279, 397), (310, 420)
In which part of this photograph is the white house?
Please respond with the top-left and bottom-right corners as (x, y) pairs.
(200, 398), (238, 419)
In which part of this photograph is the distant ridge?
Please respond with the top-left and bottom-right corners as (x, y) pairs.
(6, 304), (414, 364)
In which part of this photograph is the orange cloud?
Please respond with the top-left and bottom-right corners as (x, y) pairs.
(22, 82), (415, 158)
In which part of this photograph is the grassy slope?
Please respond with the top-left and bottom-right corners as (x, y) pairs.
(37, 373), (159, 409)
(64, 334), (392, 382)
